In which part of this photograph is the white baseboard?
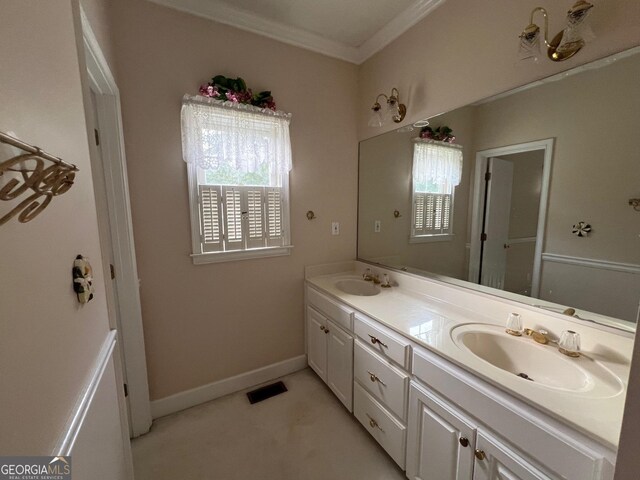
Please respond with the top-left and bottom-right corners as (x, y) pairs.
(150, 354), (308, 419)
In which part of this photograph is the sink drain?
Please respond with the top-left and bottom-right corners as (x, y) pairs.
(516, 372), (534, 382)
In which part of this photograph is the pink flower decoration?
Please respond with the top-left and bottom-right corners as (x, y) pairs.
(199, 84), (220, 98)
(226, 91), (239, 102)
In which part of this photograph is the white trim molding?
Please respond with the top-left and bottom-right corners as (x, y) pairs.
(151, 355), (308, 419)
(81, 9), (152, 438)
(468, 139), (554, 298)
(542, 253), (640, 275)
(54, 331), (117, 456)
(146, 0), (446, 64)
(191, 245), (293, 265)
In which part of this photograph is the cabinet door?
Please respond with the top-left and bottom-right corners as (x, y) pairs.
(306, 306), (328, 382)
(407, 382), (476, 480)
(473, 430), (553, 480)
(326, 319), (353, 411)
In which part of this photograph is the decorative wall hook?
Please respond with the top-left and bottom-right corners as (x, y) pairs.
(72, 255), (94, 304)
(393, 210), (402, 218)
(572, 221), (592, 237)
(306, 210), (316, 220)
(628, 198), (640, 212)
(0, 131), (79, 226)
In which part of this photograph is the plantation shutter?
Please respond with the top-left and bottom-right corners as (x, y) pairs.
(265, 187), (284, 247)
(412, 193), (453, 236)
(198, 185), (223, 252)
(245, 188), (266, 249)
(223, 186), (244, 250)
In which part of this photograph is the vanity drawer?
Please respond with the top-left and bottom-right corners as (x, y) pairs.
(354, 340), (409, 420)
(353, 381), (406, 469)
(354, 314), (411, 369)
(307, 286), (354, 331)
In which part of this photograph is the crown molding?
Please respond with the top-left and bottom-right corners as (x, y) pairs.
(148, 0), (359, 63)
(148, 0), (446, 65)
(356, 0), (447, 63)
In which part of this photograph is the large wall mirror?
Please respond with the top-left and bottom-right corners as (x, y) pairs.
(358, 47), (640, 330)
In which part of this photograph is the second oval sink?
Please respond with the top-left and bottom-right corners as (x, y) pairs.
(450, 324), (623, 398)
(335, 279), (380, 296)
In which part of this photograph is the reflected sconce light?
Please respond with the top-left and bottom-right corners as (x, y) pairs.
(518, 0), (594, 63)
(368, 88), (407, 127)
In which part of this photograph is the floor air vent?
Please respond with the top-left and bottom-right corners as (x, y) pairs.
(247, 381), (288, 404)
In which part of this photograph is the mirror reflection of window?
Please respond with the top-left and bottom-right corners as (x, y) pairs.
(411, 139), (463, 242)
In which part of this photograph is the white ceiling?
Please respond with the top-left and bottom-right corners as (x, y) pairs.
(148, 0), (446, 64)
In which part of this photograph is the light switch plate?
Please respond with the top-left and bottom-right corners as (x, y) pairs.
(331, 222), (340, 235)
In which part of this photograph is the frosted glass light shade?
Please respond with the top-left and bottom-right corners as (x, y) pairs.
(518, 24), (541, 63)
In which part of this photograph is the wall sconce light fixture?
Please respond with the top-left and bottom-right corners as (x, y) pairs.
(368, 88), (407, 127)
(519, 0), (594, 63)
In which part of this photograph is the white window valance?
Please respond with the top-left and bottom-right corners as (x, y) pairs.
(412, 139), (463, 194)
(181, 94), (292, 187)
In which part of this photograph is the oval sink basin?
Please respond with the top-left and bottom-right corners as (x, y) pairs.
(335, 279), (380, 296)
(451, 324), (623, 398)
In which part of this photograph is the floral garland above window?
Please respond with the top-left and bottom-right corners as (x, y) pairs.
(199, 75), (276, 110)
(419, 125), (456, 144)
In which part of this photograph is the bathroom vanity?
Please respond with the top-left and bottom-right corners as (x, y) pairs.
(304, 262), (632, 480)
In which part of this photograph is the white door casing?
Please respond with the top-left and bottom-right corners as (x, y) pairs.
(81, 8), (152, 437)
(469, 139), (554, 298)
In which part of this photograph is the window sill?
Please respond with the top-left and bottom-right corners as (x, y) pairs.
(191, 245), (294, 265)
(409, 234), (455, 244)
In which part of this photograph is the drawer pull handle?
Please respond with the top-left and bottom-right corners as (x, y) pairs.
(474, 449), (486, 461)
(366, 414), (384, 432)
(367, 371), (386, 386)
(368, 334), (388, 348)
(459, 437), (469, 448)
(320, 325), (325, 331)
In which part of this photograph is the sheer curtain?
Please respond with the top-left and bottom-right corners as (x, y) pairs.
(181, 94), (292, 187)
(412, 139), (463, 193)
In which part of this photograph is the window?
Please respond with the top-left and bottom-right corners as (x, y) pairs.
(181, 95), (292, 263)
(411, 139), (463, 242)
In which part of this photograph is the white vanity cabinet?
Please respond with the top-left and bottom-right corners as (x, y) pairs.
(406, 382), (476, 480)
(304, 279), (617, 480)
(305, 288), (354, 412)
(406, 382), (553, 480)
(473, 431), (553, 480)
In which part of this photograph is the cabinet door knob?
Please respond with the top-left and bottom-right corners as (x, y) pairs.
(459, 437), (469, 448)
(320, 325), (325, 331)
(474, 449), (486, 461)
(324, 329), (330, 334)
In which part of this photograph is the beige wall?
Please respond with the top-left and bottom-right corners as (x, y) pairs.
(358, 0), (640, 140)
(107, 0), (359, 400)
(0, 0), (111, 454)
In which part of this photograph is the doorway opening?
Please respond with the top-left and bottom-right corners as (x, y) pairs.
(82, 10), (152, 437)
(469, 139), (554, 298)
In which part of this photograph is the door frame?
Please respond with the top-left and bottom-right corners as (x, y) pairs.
(81, 9), (152, 437)
(468, 139), (554, 298)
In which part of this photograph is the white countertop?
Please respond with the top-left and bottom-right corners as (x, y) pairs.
(306, 266), (634, 450)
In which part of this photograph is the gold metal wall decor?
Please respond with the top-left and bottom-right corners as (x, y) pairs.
(0, 131), (78, 226)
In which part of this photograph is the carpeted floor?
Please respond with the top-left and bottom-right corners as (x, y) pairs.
(132, 368), (406, 479)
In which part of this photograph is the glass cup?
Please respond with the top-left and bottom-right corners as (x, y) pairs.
(558, 330), (581, 357)
(505, 313), (523, 336)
